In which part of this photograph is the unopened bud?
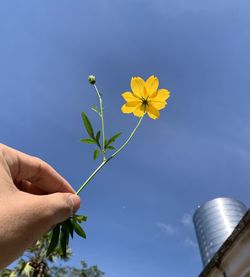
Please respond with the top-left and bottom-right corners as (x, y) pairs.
(88, 75), (96, 85)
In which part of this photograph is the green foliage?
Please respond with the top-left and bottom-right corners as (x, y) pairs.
(71, 221), (87, 239)
(93, 149), (99, 160)
(81, 112), (103, 161)
(50, 261), (105, 277)
(95, 131), (101, 148)
(81, 110), (122, 161)
(73, 215), (87, 223)
(106, 145), (115, 150)
(47, 215), (87, 258)
(81, 112), (94, 139)
(1, 232), (104, 277)
(80, 139), (96, 144)
(104, 132), (122, 150)
(60, 222), (69, 258)
(46, 225), (60, 257)
(105, 132), (122, 148)
(91, 105), (101, 116)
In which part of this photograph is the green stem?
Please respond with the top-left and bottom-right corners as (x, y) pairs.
(76, 115), (144, 195)
(94, 84), (106, 160)
(110, 115), (144, 159)
(76, 160), (106, 195)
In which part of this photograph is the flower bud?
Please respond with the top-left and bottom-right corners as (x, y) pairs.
(88, 75), (96, 85)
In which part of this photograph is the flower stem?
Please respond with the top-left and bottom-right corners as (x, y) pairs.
(76, 115), (144, 195)
(109, 115), (144, 160)
(76, 160), (106, 195)
(94, 84), (106, 160)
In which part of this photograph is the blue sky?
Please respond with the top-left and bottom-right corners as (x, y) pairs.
(1, 1), (250, 276)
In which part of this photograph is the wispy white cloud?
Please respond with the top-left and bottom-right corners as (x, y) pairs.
(180, 213), (193, 227)
(184, 237), (198, 248)
(157, 222), (178, 236)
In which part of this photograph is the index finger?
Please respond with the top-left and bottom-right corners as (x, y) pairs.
(2, 144), (75, 194)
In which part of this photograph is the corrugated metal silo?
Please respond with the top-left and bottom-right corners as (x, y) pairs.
(193, 197), (247, 266)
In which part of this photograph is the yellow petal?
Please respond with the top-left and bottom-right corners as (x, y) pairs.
(133, 103), (145, 117)
(146, 103), (160, 119)
(145, 75), (159, 97)
(121, 101), (139, 114)
(150, 100), (166, 110)
(122, 91), (138, 102)
(152, 89), (170, 101)
(131, 77), (145, 98)
(142, 87), (148, 98)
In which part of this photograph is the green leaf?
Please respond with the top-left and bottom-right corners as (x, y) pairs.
(60, 224), (69, 258)
(73, 214), (87, 223)
(46, 224), (60, 256)
(21, 262), (34, 276)
(60, 233), (66, 258)
(105, 132), (122, 148)
(81, 112), (94, 139)
(66, 219), (74, 239)
(106, 145), (115, 150)
(104, 138), (108, 148)
(72, 221), (87, 239)
(80, 138), (96, 144)
(91, 105), (101, 116)
(93, 149), (99, 160)
(95, 130), (101, 148)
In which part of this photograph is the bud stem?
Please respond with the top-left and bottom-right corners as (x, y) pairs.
(93, 84), (106, 161)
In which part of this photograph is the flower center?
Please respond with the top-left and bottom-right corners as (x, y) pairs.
(142, 98), (148, 106)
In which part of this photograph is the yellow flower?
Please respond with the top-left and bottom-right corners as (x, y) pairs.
(121, 75), (170, 119)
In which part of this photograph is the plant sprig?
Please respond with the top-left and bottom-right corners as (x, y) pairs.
(47, 75), (145, 257)
(76, 76), (144, 195)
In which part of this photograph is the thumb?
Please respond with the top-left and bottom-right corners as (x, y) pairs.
(40, 192), (81, 226)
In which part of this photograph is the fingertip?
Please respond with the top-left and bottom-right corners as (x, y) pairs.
(43, 193), (81, 225)
(69, 194), (81, 213)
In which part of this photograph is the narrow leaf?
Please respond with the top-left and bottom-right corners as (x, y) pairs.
(65, 229), (70, 247)
(95, 131), (101, 148)
(93, 149), (99, 160)
(91, 105), (101, 116)
(106, 145), (115, 150)
(81, 112), (94, 139)
(66, 219), (74, 239)
(46, 224), (60, 256)
(104, 138), (108, 148)
(80, 138), (96, 144)
(106, 132), (122, 147)
(72, 221), (87, 239)
(60, 224), (69, 258)
(60, 232), (67, 258)
(73, 214), (87, 223)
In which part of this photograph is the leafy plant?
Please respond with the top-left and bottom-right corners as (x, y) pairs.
(47, 74), (170, 256)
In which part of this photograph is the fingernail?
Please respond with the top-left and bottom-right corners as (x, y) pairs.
(69, 194), (81, 213)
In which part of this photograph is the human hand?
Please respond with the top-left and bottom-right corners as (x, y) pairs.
(0, 144), (80, 269)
